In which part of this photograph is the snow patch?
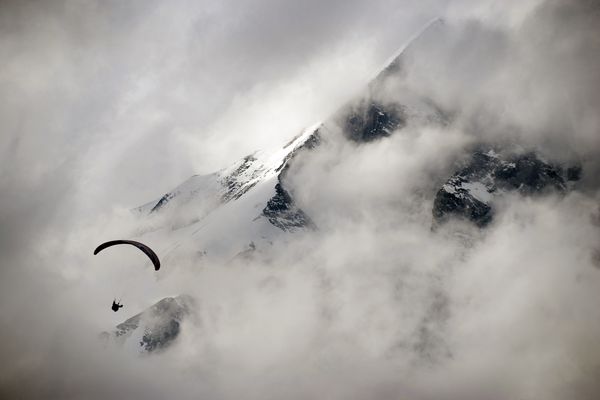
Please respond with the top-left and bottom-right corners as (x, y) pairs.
(461, 181), (492, 203)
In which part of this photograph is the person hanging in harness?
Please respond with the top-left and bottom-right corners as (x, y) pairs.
(111, 299), (124, 312)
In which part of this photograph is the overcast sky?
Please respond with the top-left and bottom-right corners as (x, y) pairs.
(0, 0), (451, 209)
(1, 1), (599, 399)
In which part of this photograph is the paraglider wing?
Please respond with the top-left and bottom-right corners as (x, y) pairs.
(94, 240), (161, 271)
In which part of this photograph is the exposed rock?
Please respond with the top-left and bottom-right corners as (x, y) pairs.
(219, 154), (264, 202)
(261, 130), (320, 232)
(433, 148), (576, 227)
(112, 295), (195, 353)
(263, 181), (315, 232)
(338, 100), (406, 142)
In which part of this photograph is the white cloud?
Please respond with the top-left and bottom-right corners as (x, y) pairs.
(1, 1), (599, 399)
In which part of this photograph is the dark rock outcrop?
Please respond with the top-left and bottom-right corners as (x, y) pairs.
(338, 100), (406, 142)
(113, 295), (195, 352)
(262, 130), (320, 232)
(263, 181), (315, 232)
(433, 148), (578, 227)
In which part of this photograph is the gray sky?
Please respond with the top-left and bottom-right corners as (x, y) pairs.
(0, 0), (449, 209)
(1, 0), (599, 399)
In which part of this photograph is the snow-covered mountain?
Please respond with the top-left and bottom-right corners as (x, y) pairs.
(104, 295), (195, 353)
(132, 124), (320, 266)
(115, 18), (583, 352)
(130, 21), (450, 268)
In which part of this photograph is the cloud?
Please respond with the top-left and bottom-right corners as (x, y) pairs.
(1, 0), (599, 399)
(397, 0), (600, 185)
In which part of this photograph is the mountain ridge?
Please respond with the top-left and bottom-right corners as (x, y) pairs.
(115, 18), (585, 353)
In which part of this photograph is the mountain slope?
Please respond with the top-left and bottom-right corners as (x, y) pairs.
(114, 18), (587, 354)
(132, 16), (584, 262)
(132, 20), (451, 257)
(433, 148), (579, 227)
(133, 124), (320, 263)
(105, 295), (195, 353)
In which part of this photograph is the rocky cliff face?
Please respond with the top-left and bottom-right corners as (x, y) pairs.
(433, 148), (579, 227)
(339, 100), (406, 142)
(109, 295), (195, 353)
(262, 181), (315, 232)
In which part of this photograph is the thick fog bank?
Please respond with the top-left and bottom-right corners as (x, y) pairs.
(1, 0), (599, 399)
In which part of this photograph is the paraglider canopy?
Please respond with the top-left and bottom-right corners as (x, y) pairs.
(93, 240), (160, 271)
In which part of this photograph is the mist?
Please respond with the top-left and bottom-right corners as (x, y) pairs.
(1, 0), (599, 399)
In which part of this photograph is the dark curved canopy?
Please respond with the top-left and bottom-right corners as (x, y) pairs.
(94, 240), (160, 271)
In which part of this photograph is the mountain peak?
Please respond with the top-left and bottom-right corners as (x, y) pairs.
(372, 17), (446, 84)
